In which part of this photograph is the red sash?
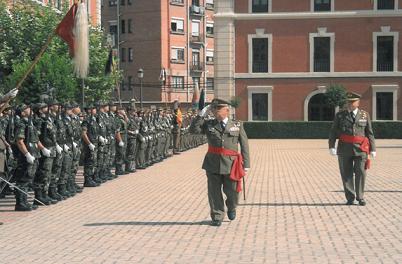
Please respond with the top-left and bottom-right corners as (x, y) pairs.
(339, 134), (371, 169)
(207, 145), (245, 192)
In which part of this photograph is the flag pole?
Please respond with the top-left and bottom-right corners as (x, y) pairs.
(0, 31), (56, 114)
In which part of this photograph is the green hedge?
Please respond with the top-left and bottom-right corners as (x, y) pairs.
(243, 121), (402, 139)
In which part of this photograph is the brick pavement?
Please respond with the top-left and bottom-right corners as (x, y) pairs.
(0, 140), (401, 263)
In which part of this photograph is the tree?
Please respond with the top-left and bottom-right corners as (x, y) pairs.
(325, 84), (347, 108)
(0, 0), (120, 104)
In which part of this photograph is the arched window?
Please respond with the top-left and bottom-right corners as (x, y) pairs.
(308, 93), (334, 121)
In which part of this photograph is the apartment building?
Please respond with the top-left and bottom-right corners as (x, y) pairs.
(27, 0), (101, 26)
(215, 0), (402, 121)
(102, 0), (215, 104)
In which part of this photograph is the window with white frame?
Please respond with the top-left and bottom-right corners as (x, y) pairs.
(191, 21), (200, 36)
(312, 0), (333, 12)
(247, 86), (273, 121)
(248, 31), (272, 73)
(375, 0), (397, 10)
(206, 78), (214, 90)
(309, 28), (335, 72)
(206, 0), (214, 9)
(372, 85), (398, 121)
(206, 22), (214, 36)
(171, 47), (185, 62)
(373, 27), (399, 72)
(251, 0), (269, 13)
(171, 18), (184, 33)
(206, 50), (214, 64)
(172, 76), (184, 89)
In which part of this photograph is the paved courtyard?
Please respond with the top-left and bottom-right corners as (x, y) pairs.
(0, 140), (401, 263)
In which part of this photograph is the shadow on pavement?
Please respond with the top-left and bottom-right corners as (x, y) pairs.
(332, 190), (402, 193)
(84, 220), (212, 227)
(239, 203), (345, 207)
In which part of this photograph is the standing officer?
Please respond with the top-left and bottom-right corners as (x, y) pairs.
(115, 106), (128, 175)
(81, 104), (100, 187)
(13, 104), (43, 211)
(126, 107), (139, 172)
(190, 99), (250, 226)
(33, 102), (57, 205)
(329, 92), (376, 206)
(71, 102), (83, 193)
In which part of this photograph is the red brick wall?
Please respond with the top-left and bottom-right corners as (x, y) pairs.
(272, 0), (310, 12)
(235, 78), (402, 121)
(235, 18), (402, 73)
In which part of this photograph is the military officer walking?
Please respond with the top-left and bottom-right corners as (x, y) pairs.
(329, 92), (376, 206)
(190, 99), (250, 226)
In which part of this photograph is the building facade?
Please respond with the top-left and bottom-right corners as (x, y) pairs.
(101, 0), (215, 104)
(215, 0), (402, 121)
(28, 0), (101, 26)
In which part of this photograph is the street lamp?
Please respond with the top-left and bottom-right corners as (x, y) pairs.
(137, 68), (144, 109)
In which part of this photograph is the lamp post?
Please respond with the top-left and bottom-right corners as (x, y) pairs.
(138, 68), (144, 109)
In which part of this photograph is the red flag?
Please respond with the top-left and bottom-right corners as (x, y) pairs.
(55, 4), (78, 57)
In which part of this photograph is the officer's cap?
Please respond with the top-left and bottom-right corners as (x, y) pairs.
(346, 92), (361, 101)
(108, 101), (116, 107)
(211, 98), (231, 108)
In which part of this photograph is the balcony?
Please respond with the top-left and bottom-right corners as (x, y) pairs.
(190, 34), (204, 45)
(170, 0), (184, 6)
(313, 59), (330, 72)
(190, 61), (205, 73)
(377, 61), (394, 72)
(190, 5), (205, 16)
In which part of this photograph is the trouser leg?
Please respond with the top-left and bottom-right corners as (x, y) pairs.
(354, 155), (367, 201)
(206, 172), (225, 221)
(222, 174), (239, 212)
(338, 155), (356, 201)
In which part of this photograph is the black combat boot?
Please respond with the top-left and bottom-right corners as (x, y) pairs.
(48, 186), (64, 201)
(15, 189), (32, 211)
(33, 189), (51, 206)
(84, 177), (99, 187)
(66, 181), (76, 196)
(42, 189), (58, 204)
(57, 184), (71, 199)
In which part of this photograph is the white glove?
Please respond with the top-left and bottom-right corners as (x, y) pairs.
(63, 144), (70, 152)
(3, 88), (19, 100)
(244, 168), (250, 172)
(88, 143), (95, 151)
(199, 105), (211, 117)
(329, 148), (337, 156)
(99, 136), (106, 144)
(25, 152), (35, 164)
(370, 151), (376, 159)
(73, 142), (78, 148)
(104, 138), (108, 144)
(7, 147), (13, 155)
(118, 141), (124, 147)
(56, 144), (63, 154)
(41, 147), (51, 157)
(135, 129), (139, 134)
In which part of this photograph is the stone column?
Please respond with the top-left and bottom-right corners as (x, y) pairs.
(214, 0), (235, 102)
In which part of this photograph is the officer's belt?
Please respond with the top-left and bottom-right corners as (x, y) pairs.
(339, 134), (371, 169)
(207, 145), (245, 193)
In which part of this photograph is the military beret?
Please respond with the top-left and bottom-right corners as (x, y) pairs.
(346, 92), (361, 101)
(211, 98), (231, 107)
(64, 102), (74, 109)
(47, 98), (59, 106)
(18, 104), (30, 112)
(36, 102), (47, 109)
(71, 101), (80, 108)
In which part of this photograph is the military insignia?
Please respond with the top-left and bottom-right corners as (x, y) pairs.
(229, 127), (240, 132)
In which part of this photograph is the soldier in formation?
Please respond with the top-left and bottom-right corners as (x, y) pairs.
(0, 95), (206, 212)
